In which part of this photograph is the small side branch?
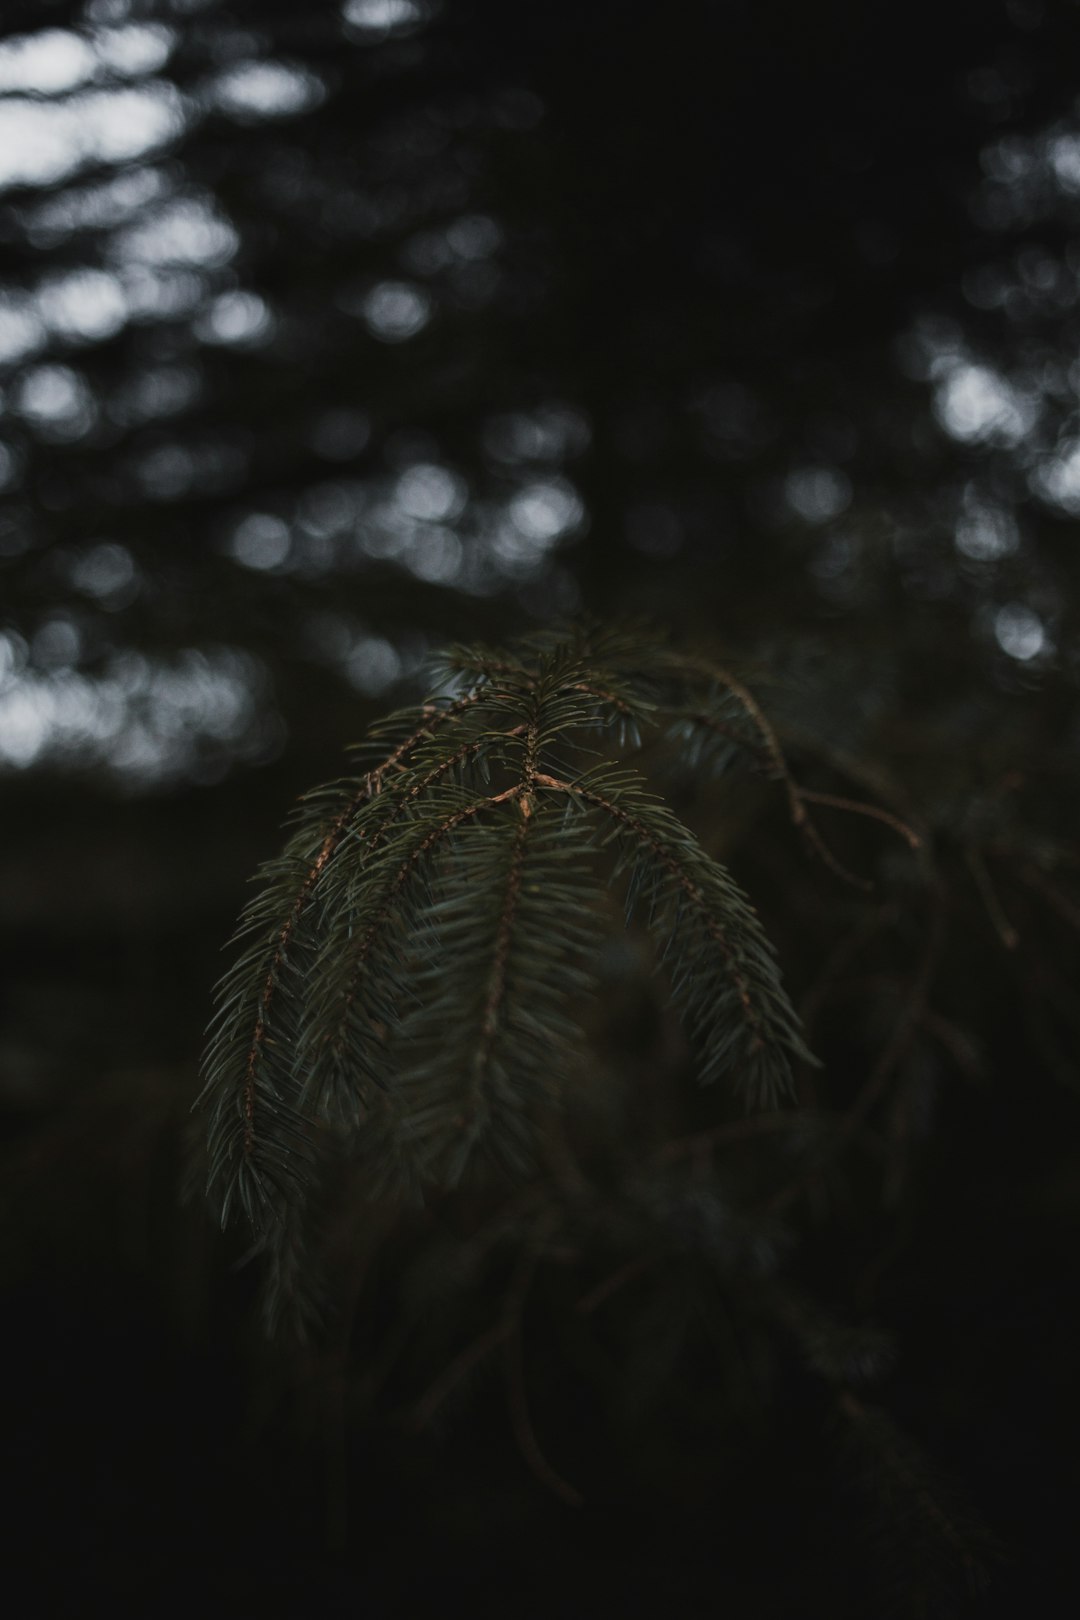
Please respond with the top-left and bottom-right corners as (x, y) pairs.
(240, 693), (492, 1159)
(534, 773), (769, 1051)
(576, 1252), (657, 1315)
(242, 786), (372, 1155)
(797, 789), (921, 850)
(335, 798), (495, 1043)
(408, 1316), (513, 1431)
(361, 728), (521, 859)
(410, 1211), (581, 1503)
(1019, 861), (1080, 934)
(503, 1323), (584, 1507)
(685, 675), (920, 890)
(965, 848), (1018, 950)
(837, 1390), (990, 1584)
(469, 814), (530, 1117)
(766, 897), (945, 1214)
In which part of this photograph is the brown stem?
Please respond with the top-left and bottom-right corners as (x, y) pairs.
(796, 788), (921, 849)
(965, 848), (1018, 950)
(363, 726), (524, 859)
(503, 1323), (583, 1506)
(408, 1316), (514, 1430)
(686, 676), (919, 888)
(919, 1009), (981, 1080)
(573, 681), (635, 715)
(795, 815), (874, 892)
(687, 705), (870, 889)
(576, 1252), (657, 1315)
(409, 1210), (565, 1462)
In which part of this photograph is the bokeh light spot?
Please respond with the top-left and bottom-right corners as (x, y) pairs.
(955, 499), (1020, 561)
(994, 602), (1046, 660)
(208, 59), (325, 123)
(343, 0), (431, 41)
(14, 364), (95, 440)
(69, 542), (138, 608)
(111, 196), (238, 268)
(407, 526), (462, 582)
(1031, 439), (1080, 514)
(396, 462), (464, 521)
(37, 269), (128, 344)
(199, 290), (273, 346)
(508, 479), (584, 543)
(0, 295), (46, 367)
(228, 513), (292, 571)
(784, 465), (852, 525)
(361, 281), (432, 342)
(0, 30), (97, 96)
(934, 363), (1034, 446)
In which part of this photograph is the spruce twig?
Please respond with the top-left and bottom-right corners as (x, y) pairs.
(198, 627), (816, 1329)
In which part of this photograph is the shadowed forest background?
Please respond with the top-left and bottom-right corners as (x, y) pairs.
(2, 0), (1079, 1613)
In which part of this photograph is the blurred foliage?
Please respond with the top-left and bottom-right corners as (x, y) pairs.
(2, 0), (1080, 787)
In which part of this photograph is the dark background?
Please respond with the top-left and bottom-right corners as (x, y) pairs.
(2, 0), (1079, 1613)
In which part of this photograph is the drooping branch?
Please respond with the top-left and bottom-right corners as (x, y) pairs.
(565, 778), (768, 1045)
(230, 691), (499, 1165)
(200, 628), (820, 1296)
(303, 795), (500, 1116)
(529, 767), (811, 1104)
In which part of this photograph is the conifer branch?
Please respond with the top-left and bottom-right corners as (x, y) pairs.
(199, 626), (820, 1325)
(305, 794), (497, 1115)
(570, 782), (769, 1044)
(200, 687), (504, 1226)
(239, 783), (374, 1161)
(532, 769), (810, 1103)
